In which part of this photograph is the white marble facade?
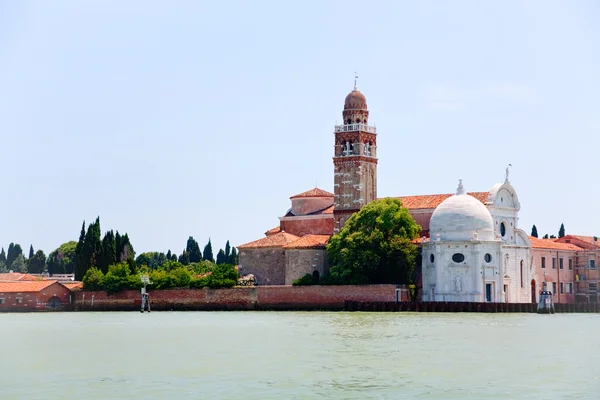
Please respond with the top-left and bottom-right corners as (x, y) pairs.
(422, 177), (532, 303)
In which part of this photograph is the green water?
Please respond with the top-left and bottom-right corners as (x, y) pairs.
(1, 312), (599, 399)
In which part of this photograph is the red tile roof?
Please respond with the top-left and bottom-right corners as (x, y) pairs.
(238, 232), (300, 249)
(389, 192), (489, 210)
(265, 226), (282, 236)
(555, 235), (600, 249)
(318, 205), (334, 214)
(62, 282), (84, 291)
(290, 188), (334, 199)
(0, 273), (42, 281)
(283, 234), (331, 249)
(0, 280), (60, 293)
(530, 236), (582, 251)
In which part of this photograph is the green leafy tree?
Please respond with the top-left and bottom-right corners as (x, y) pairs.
(0, 248), (5, 264)
(558, 223), (565, 238)
(203, 239), (214, 263)
(27, 250), (46, 274)
(6, 243), (23, 270)
(99, 230), (117, 274)
(28, 245), (34, 260)
(135, 252), (167, 270)
(82, 267), (104, 291)
(216, 249), (227, 265)
(531, 225), (538, 238)
(47, 241), (77, 275)
(186, 237), (202, 263)
(327, 198), (421, 284)
(11, 254), (27, 273)
(102, 262), (131, 295)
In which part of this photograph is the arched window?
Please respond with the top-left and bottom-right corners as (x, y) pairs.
(312, 270), (320, 283)
(520, 260), (524, 287)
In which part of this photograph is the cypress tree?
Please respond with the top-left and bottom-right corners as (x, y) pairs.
(0, 248), (6, 264)
(216, 249), (226, 265)
(543, 234), (549, 239)
(186, 237), (202, 263)
(171, 252), (177, 261)
(27, 250), (46, 274)
(6, 243), (23, 270)
(531, 225), (538, 238)
(166, 249), (172, 260)
(225, 240), (231, 260)
(115, 232), (122, 260)
(203, 239), (214, 263)
(229, 247), (238, 265)
(28, 245), (34, 260)
(178, 250), (190, 265)
(99, 230), (117, 274)
(74, 221), (86, 280)
(558, 223), (565, 238)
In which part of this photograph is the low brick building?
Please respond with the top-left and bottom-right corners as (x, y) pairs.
(0, 281), (73, 312)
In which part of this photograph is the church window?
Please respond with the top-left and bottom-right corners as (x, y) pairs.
(500, 222), (506, 237)
(429, 254), (435, 263)
(559, 258), (564, 269)
(569, 259), (573, 270)
(520, 260), (524, 287)
(541, 257), (546, 268)
(452, 253), (465, 263)
(484, 253), (492, 263)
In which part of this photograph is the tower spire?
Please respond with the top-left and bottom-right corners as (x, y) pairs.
(354, 70), (358, 90)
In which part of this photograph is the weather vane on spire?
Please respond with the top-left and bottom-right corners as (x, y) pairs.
(354, 69), (358, 90)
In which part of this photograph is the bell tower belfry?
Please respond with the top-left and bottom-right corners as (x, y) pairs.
(333, 79), (378, 233)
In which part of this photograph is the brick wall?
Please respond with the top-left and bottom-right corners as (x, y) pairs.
(73, 285), (405, 311)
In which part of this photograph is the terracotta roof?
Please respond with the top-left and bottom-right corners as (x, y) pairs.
(62, 282), (84, 291)
(0, 273), (42, 281)
(283, 234), (331, 249)
(0, 280), (59, 293)
(290, 188), (334, 199)
(389, 192), (489, 210)
(265, 226), (282, 236)
(238, 232), (300, 249)
(317, 205), (334, 214)
(555, 235), (600, 249)
(529, 236), (582, 251)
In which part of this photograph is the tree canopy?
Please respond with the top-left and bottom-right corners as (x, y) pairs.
(327, 198), (421, 284)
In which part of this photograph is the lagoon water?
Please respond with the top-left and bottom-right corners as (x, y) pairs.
(1, 312), (599, 399)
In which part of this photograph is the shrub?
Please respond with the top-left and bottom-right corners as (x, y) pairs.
(82, 267), (104, 291)
(292, 273), (315, 286)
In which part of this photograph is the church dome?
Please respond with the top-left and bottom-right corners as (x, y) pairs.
(344, 89), (367, 110)
(430, 180), (496, 241)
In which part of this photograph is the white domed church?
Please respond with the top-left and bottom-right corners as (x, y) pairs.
(422, 177), (532, 303)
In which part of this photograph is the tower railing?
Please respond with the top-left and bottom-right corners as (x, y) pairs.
(334, 123), (376, 134)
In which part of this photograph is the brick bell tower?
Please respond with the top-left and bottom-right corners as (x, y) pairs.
(333, 78), (378, 233)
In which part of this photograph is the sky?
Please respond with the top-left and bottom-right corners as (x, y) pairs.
(1, 0), (599, 256)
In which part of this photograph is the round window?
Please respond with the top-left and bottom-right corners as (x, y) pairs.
(452, 253), (465, 263)
(430, 254), (435, 263)
(500, 222), (506, 237)
(484, 253), (492, 263)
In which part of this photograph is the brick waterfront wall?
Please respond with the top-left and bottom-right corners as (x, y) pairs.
(73, 285), (404, 311)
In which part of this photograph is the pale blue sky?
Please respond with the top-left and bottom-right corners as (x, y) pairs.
(1, 0), (599, 256)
